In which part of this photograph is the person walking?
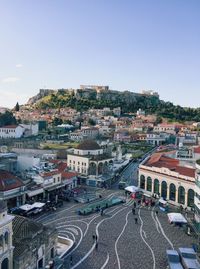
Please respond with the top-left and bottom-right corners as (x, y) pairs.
(100, 208), (104, 216)
(133, 201), (136, 208)
(135, 217), (138, 224)
(95, 234), (98, 242)
(132, 208), (135, 215)
(156, 210), (158, 215)
(93, 234), (96, 242)
(95, 241), (98, 250)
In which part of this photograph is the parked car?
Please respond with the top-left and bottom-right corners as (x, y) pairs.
(166, 249), (184, 269)
(178, 247), (200, 269)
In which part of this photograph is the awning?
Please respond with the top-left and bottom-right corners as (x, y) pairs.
(27, 188), (44, 197)
(19, 202), (45, 211)
(20, 204), (34, 211)
(32, 202), (45, 208)
(167, 213), (187, 224)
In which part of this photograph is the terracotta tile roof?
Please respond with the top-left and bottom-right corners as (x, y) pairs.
(0, 125), (18, 129)
(49, 160), (68, 172)
(41, 170), (61, 177)
(62, 171), (77, 180)
(57, 162), (68, 172)
(194, 147), (200, 154)
(144, 153), (195, 178)
(173, 166), (195, 178)
(0, 170), (24, 191)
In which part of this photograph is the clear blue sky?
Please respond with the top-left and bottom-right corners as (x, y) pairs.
(0, 0), (200, 108)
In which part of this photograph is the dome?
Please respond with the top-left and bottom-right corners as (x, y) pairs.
(76, 140), (101, 150)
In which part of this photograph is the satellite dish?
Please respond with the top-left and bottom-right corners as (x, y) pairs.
(0, 146), (8, 153)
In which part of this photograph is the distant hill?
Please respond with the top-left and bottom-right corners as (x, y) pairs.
(26, 88), (200, 122)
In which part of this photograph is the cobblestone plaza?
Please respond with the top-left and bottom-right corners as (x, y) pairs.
(35, 190), (197, 269)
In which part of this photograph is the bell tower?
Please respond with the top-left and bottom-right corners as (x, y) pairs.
(0, 201), (14, 269)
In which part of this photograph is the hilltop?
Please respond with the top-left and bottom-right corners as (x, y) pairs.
(25, 86), (200, 122)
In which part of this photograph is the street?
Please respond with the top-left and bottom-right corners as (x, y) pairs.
(35, 188), (196, 269)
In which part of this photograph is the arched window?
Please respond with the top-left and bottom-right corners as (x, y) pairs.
(154, 179), (159, 195)
(1, 257), (9, 269)
(161, 181), (167, 199)
(140, 175), (145, 189)
(169, 183), (176, 201)
(0, 235), (3, 248)
(147, 177), (152, 192)
(89, 162), (97, 175)
(98, 163), (103, 175)
(178, 186), (185, 205)
(4, 232), (9, 245)
(187, 189), (194, 207)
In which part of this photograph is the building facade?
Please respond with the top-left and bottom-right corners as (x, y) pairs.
(13, 215), (57, 269)
(0, 126), (24, 139)
(0, 202), (14, 269)
(195, 161), (200, 223)
(138, 154), (195, 208)
(67, 140), (113, 177)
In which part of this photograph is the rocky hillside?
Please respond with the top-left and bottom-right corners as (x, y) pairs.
(25, 88), (200, 121)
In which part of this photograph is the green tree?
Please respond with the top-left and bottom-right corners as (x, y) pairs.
(14, 102), (20, 111)
(0, 111), (17, 127)
(88, 118), (96, 126)
(52, 117), (63, 126)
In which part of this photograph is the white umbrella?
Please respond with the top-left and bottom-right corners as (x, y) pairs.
(125, 186), (140, 193)
(167, 213), (187, 224)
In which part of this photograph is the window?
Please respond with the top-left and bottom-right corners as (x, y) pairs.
(5, 232), (9, 245)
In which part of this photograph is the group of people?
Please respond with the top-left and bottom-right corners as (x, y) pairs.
(131, 197), (158, 224)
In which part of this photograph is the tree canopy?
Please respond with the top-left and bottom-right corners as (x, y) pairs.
(0, 111), (17, 127)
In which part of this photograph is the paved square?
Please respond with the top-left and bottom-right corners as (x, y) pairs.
(35, 190), (197, 269)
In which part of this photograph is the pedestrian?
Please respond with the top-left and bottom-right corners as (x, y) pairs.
(95, 242), (98, 250)
(135, 217), (138, 224)
(100, 208), (104, 216)
(132, 208), (135, 215)
(95, 234), (98, 242)
(133, 201), (136, 208)
(92, 234), (96, 241)
(156, 210), (158, 215)
(70, 255), (73, 266)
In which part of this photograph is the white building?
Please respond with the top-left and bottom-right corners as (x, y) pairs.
(138, 153), (195, 208)
(146, 132), (169, 146)
(136, 108), (145, 117)
(67, 140), (113, 177)
(0, 201), (14, 269)
(17, 155), (40, 171)
(20, 123), (39, 136)
(0, 125), (24, 139)
(153, 124), (178, 135)
(33, 170), (62, 191)
(195, 161), (200, 223)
